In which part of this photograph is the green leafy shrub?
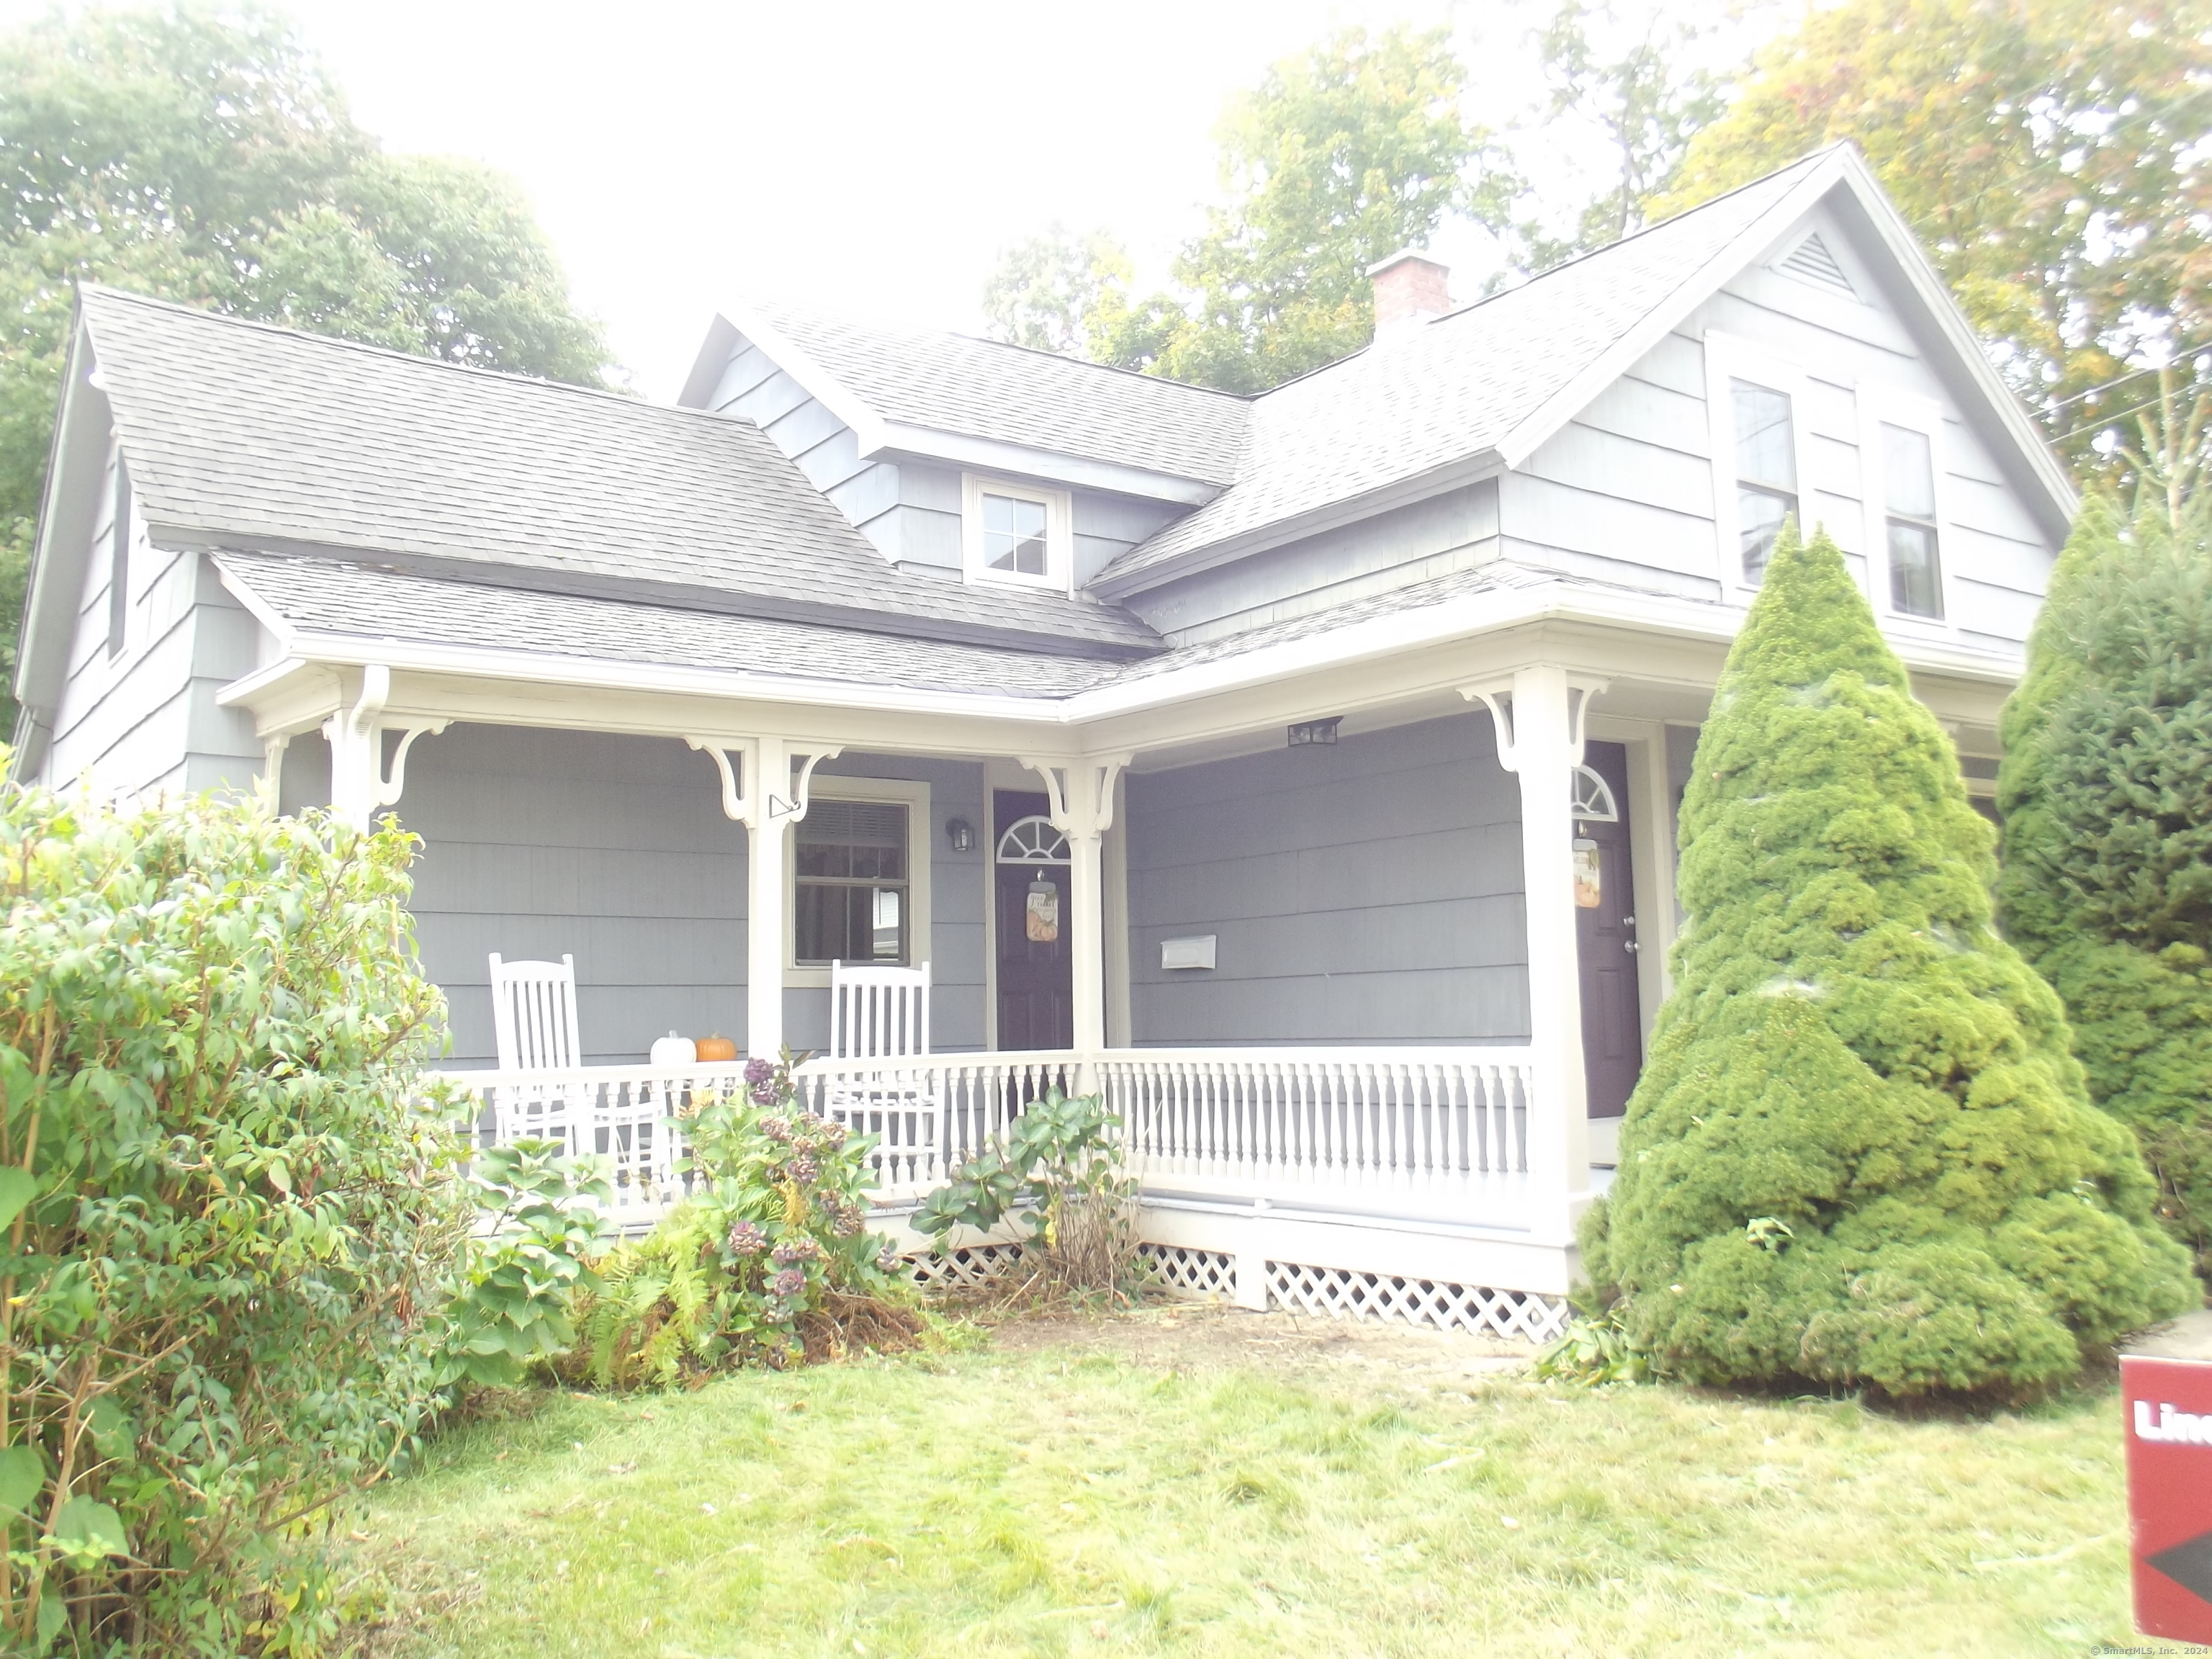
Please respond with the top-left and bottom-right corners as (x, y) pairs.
(1997, 493), (2212, 1279)
(435, 1139), (609, 1388)
(0, 784), (464, 1654)
(912, 1087), (1138, 1294)
(1584, 525), (2195, 1398)
(565, 1056), (914, 1387)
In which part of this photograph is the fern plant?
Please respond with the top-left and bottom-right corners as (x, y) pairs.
(561, 1054), (912, 1385)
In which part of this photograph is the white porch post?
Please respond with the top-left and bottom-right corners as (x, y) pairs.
(1020, 753), (1131, 1059)
(322, 665), (447, 829)
(1465, 667), (1608, 1238)
(688, 735), (841, 1063)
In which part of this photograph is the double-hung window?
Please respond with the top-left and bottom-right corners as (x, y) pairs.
(1732, 379), (1799, 584)
(793, 799), (910, 966)
(961, 475), (1071, 590)
(1879, 422), (1943, 618)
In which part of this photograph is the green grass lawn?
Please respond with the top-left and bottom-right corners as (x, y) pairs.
(358, 1307), (2139, 1657)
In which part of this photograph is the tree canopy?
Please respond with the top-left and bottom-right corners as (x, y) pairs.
(0, 3), (611, 724)
(1661, 0), (2212, 480)
(1587, 523), (2194, 1395)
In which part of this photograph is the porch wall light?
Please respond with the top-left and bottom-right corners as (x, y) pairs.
(1287, 716), (1341, 747)
(945, 817), (976, 854)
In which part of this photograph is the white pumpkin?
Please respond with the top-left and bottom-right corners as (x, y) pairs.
(649, 1031), (696, 1068)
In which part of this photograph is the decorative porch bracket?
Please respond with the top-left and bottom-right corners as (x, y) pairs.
(323, 665), (451, 827)
(686, 735), (845, 1062)
(1460, 668), (1610, 1240)
(1019, 753), (1132, 1061)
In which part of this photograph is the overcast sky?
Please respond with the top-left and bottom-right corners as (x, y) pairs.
(4, 1), (1766, 397)
(287, 0), (1515, 397)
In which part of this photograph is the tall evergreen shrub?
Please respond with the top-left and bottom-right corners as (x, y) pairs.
(1584, 526), (2194, 1395)
(1997, 494), (2212, 1277)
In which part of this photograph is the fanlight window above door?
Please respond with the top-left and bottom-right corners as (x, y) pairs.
(1571, 764), (1619, 823)
(997, 814), (1071, 865)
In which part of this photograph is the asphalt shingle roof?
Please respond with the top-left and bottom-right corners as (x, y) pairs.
(220, 545), (1637, 707)
(750, 302), (1251, 486)
(81, 287), (1161, 655)
(1095, 153), (1830, 586)
(217, 552), (1116, 698)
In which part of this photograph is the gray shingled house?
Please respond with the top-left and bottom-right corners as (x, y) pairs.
(10, 148), (2073, 1332)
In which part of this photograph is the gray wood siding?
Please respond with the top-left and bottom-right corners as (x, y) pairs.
(384, 730), (992, 1068)
(1124, 711), (1528, 1043)
(1485, 204), (2058, 647)
(1123, 480), (1501, 645)
(40, 439), (261, 799)
(395, 725), (749, 1069)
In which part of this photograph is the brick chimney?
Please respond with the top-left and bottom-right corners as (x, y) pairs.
(1368, 248), (1451, 341)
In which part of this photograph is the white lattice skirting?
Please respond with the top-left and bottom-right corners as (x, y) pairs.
(902, 1241), (1026, 1291)
(1266, 1259), (1570, 1342)
(1138, 1244), (1236, 1298)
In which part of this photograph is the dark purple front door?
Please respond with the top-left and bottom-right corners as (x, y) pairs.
(1575, 740), (1645, 1118)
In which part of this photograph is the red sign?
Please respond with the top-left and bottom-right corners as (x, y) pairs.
(2123, 1352), (2212, 1642)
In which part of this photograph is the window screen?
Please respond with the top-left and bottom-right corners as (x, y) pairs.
(794, 799), (909, 965)
(1732, 379), (1798, 583)
(1881, 423), (1943, 618)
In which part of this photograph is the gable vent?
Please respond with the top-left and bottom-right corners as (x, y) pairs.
(1775, 232), (1856, 297)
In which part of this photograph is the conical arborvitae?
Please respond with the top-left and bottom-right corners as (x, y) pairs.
(1997, 493), (2212, 1280)
(1584, 525), (2195, 1396)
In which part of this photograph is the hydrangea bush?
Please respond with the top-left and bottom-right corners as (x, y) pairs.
(567, 1056), (911, 1386)
(1584, 525), (2195, 1397)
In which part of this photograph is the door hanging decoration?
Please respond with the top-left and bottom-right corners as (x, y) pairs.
(1573, 837), (1603, 908)
(1025, 873), (1061, 943)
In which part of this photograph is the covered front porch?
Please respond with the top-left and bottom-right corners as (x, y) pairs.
(226, 593), (2013, 1338)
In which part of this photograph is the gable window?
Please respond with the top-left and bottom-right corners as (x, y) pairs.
(1732, 379), (1799, 583)
(961, 474), (1071, 590)
(1880, 422), (1943, 618)
(793, 799), (910, 966)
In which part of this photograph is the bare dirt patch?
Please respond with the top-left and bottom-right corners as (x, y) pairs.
(978, 1297), (1535, 1388)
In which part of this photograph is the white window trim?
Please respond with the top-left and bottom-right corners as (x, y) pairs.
(1703, 331), (1825, 599)
(1858, 387), (1959, 634)
(961, 473), (1074, 592)
(783, 774), (932, 989)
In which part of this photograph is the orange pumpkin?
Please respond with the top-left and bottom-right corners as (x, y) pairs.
(695, 1033), (739, 1063)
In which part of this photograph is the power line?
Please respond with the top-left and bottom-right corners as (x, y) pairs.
(2044, 357), (2210, 413)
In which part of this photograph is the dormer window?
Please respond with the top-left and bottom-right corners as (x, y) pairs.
(962, 474), (1071, 590)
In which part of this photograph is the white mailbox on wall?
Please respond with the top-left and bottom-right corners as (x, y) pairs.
(1160, 935), (1217, 971)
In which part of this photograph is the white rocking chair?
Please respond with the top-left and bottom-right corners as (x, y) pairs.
(825, 961), (940, 1187)
(484, 952), (664, 1196)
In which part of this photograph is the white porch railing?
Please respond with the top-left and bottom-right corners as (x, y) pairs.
(436, 1046), (1540, 1228)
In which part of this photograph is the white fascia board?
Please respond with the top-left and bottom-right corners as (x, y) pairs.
(873, 421), (1220, 505)
(1063, 578), (2023, 722)
(710, 297), (891, 457)
(216, 629), (1079, 727)
(214, 583), (2025, 749)
(1491, 148), (1861, 475)
(1087, 449), (1507, 601)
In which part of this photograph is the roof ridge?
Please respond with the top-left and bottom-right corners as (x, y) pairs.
(77, 283), (751, 431)
(755, 295), (1254, 403)
(1247, 144), (1845, 400)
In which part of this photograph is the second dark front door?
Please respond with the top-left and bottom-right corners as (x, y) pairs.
(994, 789), (1074, 1049)
(1575, 740), (1645, 1119)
